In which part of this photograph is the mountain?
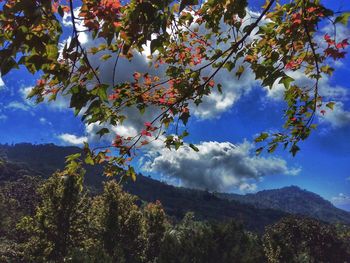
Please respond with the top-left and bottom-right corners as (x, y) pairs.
(0, 143), (104, 186)
(0, 143), (349, 232)
(0, 143), (288, 232)
(217, 186), (350, 224)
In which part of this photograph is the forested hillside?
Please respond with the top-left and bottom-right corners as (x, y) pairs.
(1, 143), (350, 229)
(218, 186), (350, 224)
(1, 144), (350, 262)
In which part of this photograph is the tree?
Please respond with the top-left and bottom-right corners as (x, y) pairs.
(17, 161), (90, 262)
(262, 216), (350, 263)
(210, 220), (266, 263)
(158, 212), (265, 263)
(88, 180), (147, 262)
(0, 0), (349, 177)
(158, 212), (215, 263)
(143, 201), (168, 263)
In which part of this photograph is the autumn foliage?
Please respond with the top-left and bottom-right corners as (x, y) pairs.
(0, 0), (349, 179)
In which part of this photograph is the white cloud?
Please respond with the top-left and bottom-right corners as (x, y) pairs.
(19, 86), (37, 106)
(58, 133), (88, 146)
(0, 76), (4, 88)
(19, 84), (71, 111)
(188, 10), (264, 119)
(239, 182), (257, 192)
(61, 7), (89, 44)
(19, 86), (32, 99)
(332, 193), (350, 206)
(265, 70), (349, 102)
(142, 140), (300, 192)
(6, 101), (31, 111)
(318, 102), (350, 128)
(84, 106), (159, 144)
(192, 66), (257, 119)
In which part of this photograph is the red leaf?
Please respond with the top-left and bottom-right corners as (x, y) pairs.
(141, 130), (152, 137)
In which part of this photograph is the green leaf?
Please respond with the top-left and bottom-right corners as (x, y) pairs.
(85, 155), (95, 165)
(224, 61), (235, 72)
(254, 132), (269, 143)
(279, 76), (294, 89)
(58, 5), (64, 17)
(179, 0), (198, 13)
(150, 38), (163, 54)
(320, 65), (334, 75)
(96, 128), (110, 138)
(255, 147), (264, 155)
(46, 44), (58, 60)
(268, 143), (277, 153)
(1, 57), (18, 76)
(335, 12), (350, 25)
(101, 54), (112, 61)
(326, 101), (335, 110)
(189, 143), (199, 152)
(236, 65), (245, 79)
(66, 153), (81, 163)
(217, 83), (223, 94)
(127, 166), (137, 182)
(290, 144), (300, 157)
(180, 112), (190, 125)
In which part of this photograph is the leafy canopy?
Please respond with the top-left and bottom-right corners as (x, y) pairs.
(0, 0), (349, 179)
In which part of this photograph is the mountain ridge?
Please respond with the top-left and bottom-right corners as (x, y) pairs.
(0, 143), (349, 230)
(217, 185), (350, 224)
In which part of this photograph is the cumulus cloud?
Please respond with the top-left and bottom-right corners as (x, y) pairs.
(265, 70), (350, 129)
(192, 67), (258, 119)
(265, 70), (349, 102)
(61, 7), (89, 45)
(84, 105), (160, 145)
(332, 193), (350, 206)
(142, 140), (300, 192)
(188, 10), (264, 119)
(318, 102), (350, 128)
(58, 133), (88, 146)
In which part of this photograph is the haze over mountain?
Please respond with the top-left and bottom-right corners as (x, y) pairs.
(0, 143), (349, 232)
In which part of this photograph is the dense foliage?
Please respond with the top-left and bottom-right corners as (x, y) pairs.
(263, 216), (350, 262)
(0, 0), (349, 178)
(1, 160), (350, 262)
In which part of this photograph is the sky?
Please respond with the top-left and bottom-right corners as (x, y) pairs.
(0, 0), (350, 210)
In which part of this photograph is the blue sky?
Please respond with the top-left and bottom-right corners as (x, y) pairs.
(0, 0), (350, 210)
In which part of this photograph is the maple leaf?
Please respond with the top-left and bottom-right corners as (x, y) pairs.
(141, 130), (152, 137)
